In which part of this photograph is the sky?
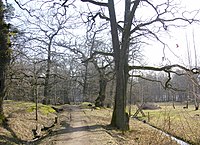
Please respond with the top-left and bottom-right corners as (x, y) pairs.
(142, 0), (200, 67)
(143, 24), (200, 66)
(9, 0), (200, 68)
(92, 0), (200, 67)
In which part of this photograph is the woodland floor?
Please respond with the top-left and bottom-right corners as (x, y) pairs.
(0, 101), (180, 145)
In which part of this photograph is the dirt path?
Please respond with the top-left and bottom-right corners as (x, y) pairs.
(40, 106), (117, 145)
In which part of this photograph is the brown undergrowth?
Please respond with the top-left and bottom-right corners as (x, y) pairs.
(0, 101), (180, 145)
(0, 100), (58, 144)
(82, 106), (179, 145)
(135, 103), (200, 144)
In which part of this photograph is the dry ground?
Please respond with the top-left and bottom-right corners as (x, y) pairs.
(0, 101), (179, 145)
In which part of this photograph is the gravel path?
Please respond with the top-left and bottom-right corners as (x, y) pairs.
(39, 106), (117, 145)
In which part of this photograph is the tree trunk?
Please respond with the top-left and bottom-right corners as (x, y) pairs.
(111, 63), (129, 131)
(193, 85), (199, 110)
(43, 57), (51, 104)
(80, 0), (140, 131)
(95, 76), (107, 107)
(83, 62), (88, 102)
(194, 97), (199, 110)
(0, 0), (9, 123)
(44, 32), (56, 104)
(63, 90), (70, 104)
(129, 73), (134, 116)
(108, 0), (138, 131)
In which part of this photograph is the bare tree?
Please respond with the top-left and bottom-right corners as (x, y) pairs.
(185, 31), (200, 110)
(68, 0), (200, 130)
(13, 0), (78, 104)
(13, 0), (200, 131)
(80, 31), (114, 107)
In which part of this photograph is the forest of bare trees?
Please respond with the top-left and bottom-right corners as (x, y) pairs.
(0, 0), (200, 131)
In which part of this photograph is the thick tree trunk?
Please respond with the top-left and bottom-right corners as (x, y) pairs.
(63, 90), (70, 104)
(0, 0), (9, 123)
(95, 77), (107, 107)
(108, 0), (140, 131)
(111, 63), (129, 130)
(108, 0), (132, 131)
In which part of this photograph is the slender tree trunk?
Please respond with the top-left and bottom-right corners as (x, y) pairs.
(193, 84), (199, 110)
(44, 41), (52, 104)
(129, 73), (134, 116)
(44, 61), (50, 104)
(43, 31), (60, 104)
(83, 62), (88, 102)
(185, 91), (189, 109)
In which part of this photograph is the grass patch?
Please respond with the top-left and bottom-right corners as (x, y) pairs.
(2, 100), (57, 141)
(27, 104), (56, 115)
(131, 103), (200, 144)
(4, 100), (56, 115)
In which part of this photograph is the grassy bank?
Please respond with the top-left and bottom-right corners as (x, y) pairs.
(0, 100), (57, 144)
(131, 103), (200, 144)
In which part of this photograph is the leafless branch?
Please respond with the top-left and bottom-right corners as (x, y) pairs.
(56, 42), (86, 60)
(129, 64), (197, 73)
(129, 64), (200, 91)
(80, 0), (108, 7)
(131, 74), (186, 91)
(14, 0), (39, 18)
(82, 51), (113, 63)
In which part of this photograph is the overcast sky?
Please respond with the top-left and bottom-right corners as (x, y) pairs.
(143, 0), (200, 67)
(9, 0), (200, 68)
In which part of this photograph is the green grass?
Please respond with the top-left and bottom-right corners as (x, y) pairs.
(27, 104), (56, 115)
(130, 103), (200, 144)
(4, 100), (56, 115)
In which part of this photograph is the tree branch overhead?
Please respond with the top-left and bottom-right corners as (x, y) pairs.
(80, 0), (108, 7)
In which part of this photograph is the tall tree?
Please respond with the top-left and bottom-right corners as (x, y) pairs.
(13, 0), (77, 104)
(73, 0), (200, 131)
(75, 0), (140, 130)
(0, 0), (10, 123)
(13, 0), (200, 131)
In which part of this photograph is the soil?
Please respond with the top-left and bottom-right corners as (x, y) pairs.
(0, 101), (179, 145)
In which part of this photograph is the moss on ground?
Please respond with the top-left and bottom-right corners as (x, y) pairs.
(27, 104), (56, 115)
(1, 100), (57, 142)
